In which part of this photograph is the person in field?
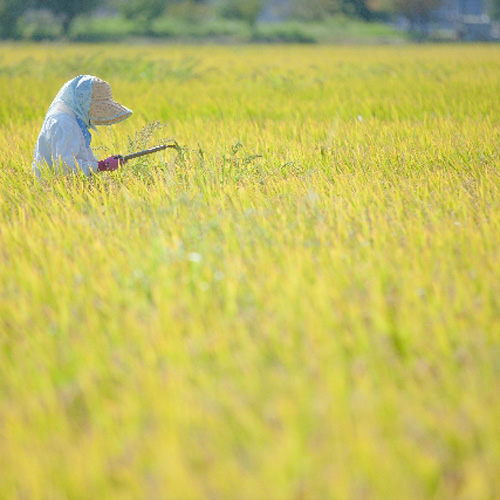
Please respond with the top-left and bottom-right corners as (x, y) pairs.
(33, 75), (132, 179)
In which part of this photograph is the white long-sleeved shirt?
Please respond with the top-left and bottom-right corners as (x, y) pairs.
(33, 102), (98, 179)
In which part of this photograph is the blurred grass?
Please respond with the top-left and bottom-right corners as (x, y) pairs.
(1, 44), (500, 499)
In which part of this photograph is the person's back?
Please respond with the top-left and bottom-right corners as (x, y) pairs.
(33, 101), (98, 178)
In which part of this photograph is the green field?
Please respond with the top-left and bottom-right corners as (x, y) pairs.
(1, 44), (500, 499)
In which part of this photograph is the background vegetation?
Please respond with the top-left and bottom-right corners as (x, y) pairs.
(1, 0), (498, 42)
(1, 43), (500, 499)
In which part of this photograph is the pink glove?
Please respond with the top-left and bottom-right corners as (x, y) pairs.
(98, 155), (124, 172)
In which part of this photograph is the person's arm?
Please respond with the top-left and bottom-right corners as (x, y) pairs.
(79, 129), (123, 173)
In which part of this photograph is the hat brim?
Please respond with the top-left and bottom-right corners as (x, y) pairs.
(89, 100), (133, 126)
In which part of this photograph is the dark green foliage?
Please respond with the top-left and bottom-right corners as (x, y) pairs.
(491, 0), (500, 20)
(0, 0), (28, 38)
(291, 0), (372, 21)
(118, 0), (170, 23)
(218, 0), (264, 28)
(33, 0), (100, 35)
(343, 0), (372, 19)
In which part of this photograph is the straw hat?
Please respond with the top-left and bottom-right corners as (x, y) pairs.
(89, 78), (132, 126)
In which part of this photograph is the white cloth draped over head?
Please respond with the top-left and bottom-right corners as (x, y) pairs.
(32, 75), (131, 179)
(52, 74), (96, 132)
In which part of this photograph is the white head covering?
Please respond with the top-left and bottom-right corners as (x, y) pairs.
(50, 75), (95, 129)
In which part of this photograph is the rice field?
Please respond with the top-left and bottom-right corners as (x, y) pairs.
(1, 43), (500, 499)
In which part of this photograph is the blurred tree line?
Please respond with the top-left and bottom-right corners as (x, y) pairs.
(1, 0), (498, 39)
